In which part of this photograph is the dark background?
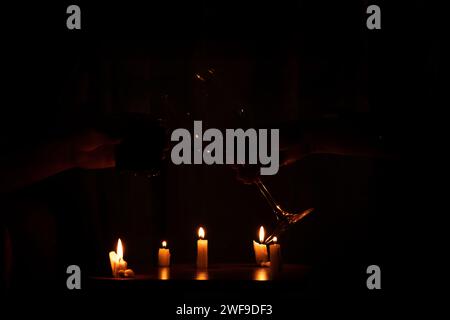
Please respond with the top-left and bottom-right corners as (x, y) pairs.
(1, 0), (441, 303)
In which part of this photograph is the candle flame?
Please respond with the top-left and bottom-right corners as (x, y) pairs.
(273, 236), (278, 243)
(117, 238), (123, 259)
(198, 227), (205, 239)
(162, 240), (167, 248)
(259, 226), (265, 243)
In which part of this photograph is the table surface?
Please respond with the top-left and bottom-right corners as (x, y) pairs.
(92, 264), (310, 282)
(88, 264), (316, 300)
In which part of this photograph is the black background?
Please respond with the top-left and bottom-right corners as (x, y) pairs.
(1, 0), (441, 312)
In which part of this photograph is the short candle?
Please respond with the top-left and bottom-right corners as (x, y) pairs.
(253, 226), (269, 266)
(109, 238), (134, 278)
(269, 236), (282, 273)
(158, 240), (171, 267)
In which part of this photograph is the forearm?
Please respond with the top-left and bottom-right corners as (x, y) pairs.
(279, 115), (398, 165)
(306, 124), (388, 158)
(0, 139), (75, 193)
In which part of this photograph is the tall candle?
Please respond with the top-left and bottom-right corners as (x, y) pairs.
(269, 237), (282, 274)
(158, 240), (171, 267)
(196, 227), (208, 269)
(253, 226), (269, 266)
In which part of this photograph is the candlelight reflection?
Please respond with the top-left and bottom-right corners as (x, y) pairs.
(253, 268), (270, 281)
(158, 267), (170, 280)
(196, 270), (209, 280)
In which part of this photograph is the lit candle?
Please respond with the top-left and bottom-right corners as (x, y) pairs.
(253, 226), (269, 266)
(158, 240), (171, 267)
(196, 227), (208, 269)
(269, 236), (282, 274)
(108, 238), (134, 278)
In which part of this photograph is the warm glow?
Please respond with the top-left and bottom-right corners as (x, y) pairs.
(117, 238), (123, 259)
(259, 226), (265, 243)
(158, 267), (170, 280)
(162, 241), (167, 248)
(254, 268), (269, 281)
(273, 236), (278, 243)
(196, 270), (209, 280)
(198, 227), (205, 239)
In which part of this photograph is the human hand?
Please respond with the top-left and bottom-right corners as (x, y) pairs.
(68, 129), (121, 169)
(232, 143), (309, 184)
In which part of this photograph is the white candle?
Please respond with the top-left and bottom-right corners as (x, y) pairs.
(109, 251), (118, 277)
(253, 226), (269, 266)
(269, 237), (281, 274)
(158, 240), (171, 267)
(196, 227), (208, 269)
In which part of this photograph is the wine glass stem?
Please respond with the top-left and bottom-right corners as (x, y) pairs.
(254, 178), (285, 220)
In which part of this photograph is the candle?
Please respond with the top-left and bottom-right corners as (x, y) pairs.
(196, 227), (208, 269)
(108, 238), (134, 278)
(253, 226), (269, 266)
(269, 236), (282, 274)
(158, 240), (171, 267)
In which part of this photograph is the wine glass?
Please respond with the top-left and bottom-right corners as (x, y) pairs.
(193, 66), (314, 243)
(254, 178), (314, 244)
